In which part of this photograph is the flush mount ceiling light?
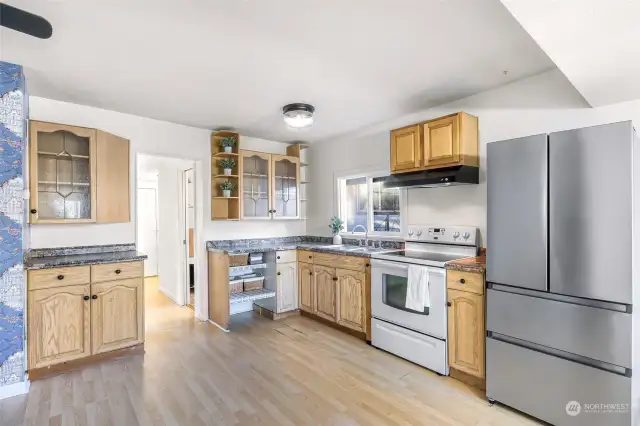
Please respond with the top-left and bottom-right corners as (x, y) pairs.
(282, 103), (315, 129)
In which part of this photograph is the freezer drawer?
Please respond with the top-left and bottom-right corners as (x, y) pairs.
(371, 318), (448, 375)
(487, 288), (631, 368)
(487, 338), (631, 426)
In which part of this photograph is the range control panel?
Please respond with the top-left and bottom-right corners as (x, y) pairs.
(406, 225), (478, 246)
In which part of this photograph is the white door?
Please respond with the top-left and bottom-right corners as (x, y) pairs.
(276, 262), (298, 313)
(138, 188), (159, 277)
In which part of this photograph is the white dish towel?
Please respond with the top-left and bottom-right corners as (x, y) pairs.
(405, 265), (430, 311)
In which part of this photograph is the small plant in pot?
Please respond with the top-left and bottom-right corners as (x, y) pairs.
(220, 181), (235, 198)
(328, 216), (345, 244)
(220, 137), (236, 153)
(220, 158), (236, 175)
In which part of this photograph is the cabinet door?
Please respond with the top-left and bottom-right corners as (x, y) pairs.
(276, 262), (298, 313)
(271, 154), (300, 219)
(29, 121), (97, 223)
(91, 278), (144, 354)
(298, 261), (314, 313)
(336, 268), (365, 332)
(447, 289), (485, 378)
(28, 284), (91, 369)
(314, 265), (337, 322)
(96, 130), (130, 223)
(240, 150), (272, 219)
(390, 125), (421, 172)
(424, 114), (460, 168)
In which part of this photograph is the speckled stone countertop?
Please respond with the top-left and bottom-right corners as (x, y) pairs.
(445, 256), (486, 274)
(207, 236), (404, 258)
(25, 244), (147, 270)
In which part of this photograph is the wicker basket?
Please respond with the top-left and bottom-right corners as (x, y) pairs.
(229, 253), (249, 267)
(229, 278), (244, 294)
(243, 276), (264, 291)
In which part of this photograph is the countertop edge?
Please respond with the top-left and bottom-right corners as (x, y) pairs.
(209, 245), (376, 258)
(25, 255), (148, 270)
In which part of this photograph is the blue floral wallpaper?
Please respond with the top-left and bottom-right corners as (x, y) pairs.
(0, 61), (25, 388)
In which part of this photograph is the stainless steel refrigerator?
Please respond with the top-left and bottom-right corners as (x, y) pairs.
(486, 121), (640, 426)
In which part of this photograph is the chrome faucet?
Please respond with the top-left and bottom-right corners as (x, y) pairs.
(351, 224), (368, 247)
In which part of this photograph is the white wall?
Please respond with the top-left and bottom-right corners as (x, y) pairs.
(309, 68), (640, 247)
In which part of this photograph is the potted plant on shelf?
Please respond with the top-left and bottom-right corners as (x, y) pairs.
(220, 137), (236, 153)
(329, 216), (345, 244)
(220, 181), (235, 198)
(220, 158), (235, 176)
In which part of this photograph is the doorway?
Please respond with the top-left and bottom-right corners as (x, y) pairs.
(137, 154), (198, 330)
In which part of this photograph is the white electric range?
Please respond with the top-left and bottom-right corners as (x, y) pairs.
(370, 225), (479, 375)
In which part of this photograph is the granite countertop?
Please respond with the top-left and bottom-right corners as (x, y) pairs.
(211, 242), (401, 258)
(445, 256), (486, 274)
(25, 250), (148, 270)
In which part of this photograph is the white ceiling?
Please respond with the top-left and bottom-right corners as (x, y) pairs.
(3, 0), (554, 142)
(501, 0), (640, 107)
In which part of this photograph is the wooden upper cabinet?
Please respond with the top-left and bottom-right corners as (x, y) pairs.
(271, 154), (300, 219)
(390, 125), (421, 173)
(29, 121), (97, 224)
(96, 130), (130, 223)
(298, 261), (314, 313)
(28, 284), (91, 369)
(336, 268), (365, 332)
(447, 288), (485, 378)
(91, 278), (144, 354)
(313, 265), (337, 322)
(29, 121), (131, 224)
(423, 112), (478, 169)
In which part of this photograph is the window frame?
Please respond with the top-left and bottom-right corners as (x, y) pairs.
(335, 167), (407, 239)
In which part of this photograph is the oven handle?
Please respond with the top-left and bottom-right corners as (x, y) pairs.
(371, 259), (446, 276)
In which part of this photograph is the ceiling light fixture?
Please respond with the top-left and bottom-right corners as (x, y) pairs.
(282, 103), (315, 128)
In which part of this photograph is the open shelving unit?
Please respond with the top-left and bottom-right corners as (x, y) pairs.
(211, 130), (240, 220)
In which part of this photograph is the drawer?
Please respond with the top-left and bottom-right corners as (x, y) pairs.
(298, 250), (314, 263)
(275, 250), (297, 263)
(487, 288), (631, 368)
(313, 252), (366, 272)
(91, 261), (143, 283)
(28, 266), (91, 291)
(487, 338), (631, 426)
(447, 270), (484, 295)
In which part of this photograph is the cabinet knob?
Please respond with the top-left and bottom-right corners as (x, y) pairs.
(309, 272), (312, 276)
(84, 295), (90, 301)
(277, 256), (280, 260)
(447, 301), (452, 307)
(30, 209), (37, 214)
(333, 277), (338, 281)
(366, 263), (370, 267)
(308, 256), (312, 259)
(277, 272), (281, 276)
(91, 295), (97, 300)
(459, 278), (466, 284)
(115, 269), (122, 274)
(57, 275), (64, 280)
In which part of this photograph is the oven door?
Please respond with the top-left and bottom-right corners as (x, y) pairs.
(371, 259), (446, 339)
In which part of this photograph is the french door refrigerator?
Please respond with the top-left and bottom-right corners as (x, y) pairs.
(486, 121), (640, 426)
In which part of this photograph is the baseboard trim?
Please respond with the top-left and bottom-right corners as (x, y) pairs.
(300, 310), (367, 341)
(450, 367), (486, 391)
(28, 344), (144, 381)
(158, 286), (180, 305)
(208, 319), (230, 332)
(0, 380), (29, 400)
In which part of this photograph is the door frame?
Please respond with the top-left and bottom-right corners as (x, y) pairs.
(137, 186), (159, 277)
(179, 168), (195, 307)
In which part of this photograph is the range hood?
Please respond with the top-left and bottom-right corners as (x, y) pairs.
(374, 165), (479, 189)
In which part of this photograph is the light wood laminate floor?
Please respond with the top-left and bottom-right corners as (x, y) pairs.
(0, 278), (543, 426)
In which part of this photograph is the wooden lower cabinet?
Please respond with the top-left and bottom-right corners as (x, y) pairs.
(313, 265), (337, 321)
(276, 262), (298, 313)
(447, 288), (485, 378)
(91, 278), (144, 354)
(336, 268), (365, 332)
(298, 261), (314, 313)
(28, 284), (92, 369)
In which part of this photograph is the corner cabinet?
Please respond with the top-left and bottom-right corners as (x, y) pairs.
(29, 121), (130, 224)
(390, 112), (478, 174)
(239, 150), (300, 220)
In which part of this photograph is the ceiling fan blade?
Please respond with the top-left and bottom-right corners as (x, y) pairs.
(0, 3), (52, 39)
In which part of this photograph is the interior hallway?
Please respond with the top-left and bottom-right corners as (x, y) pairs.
(0, 279), (541, 426)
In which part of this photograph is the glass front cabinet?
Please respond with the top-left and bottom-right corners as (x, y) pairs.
(29, 121), (97, 223)
(239, 150), (299, 220)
